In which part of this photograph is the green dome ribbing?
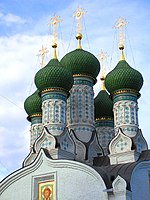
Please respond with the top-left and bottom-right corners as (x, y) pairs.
(94, 90), (113, 120)
(60, 49), (100, 82)
(24, 90), (42, 118)
(105, 60), (143, 94)
(34, 58), (73, 93)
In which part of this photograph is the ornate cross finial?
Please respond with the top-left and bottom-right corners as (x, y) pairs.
(48, 15), (62, 59)
(73, 6), (86, 34)
(48, 15), (62, 45)
(98, 50), (108, 91)
(113, 17), (128, 60)
(73, 6), (86, 49)
(98, 50), (108, 78)
(37, 45), (49, 67)
(113, 17), (128, 47)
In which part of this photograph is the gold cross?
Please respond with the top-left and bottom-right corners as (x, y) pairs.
(113, 17), (128, 46)
(97, 50), (108, 78)
(37, 45), (49, 67)
(73, 6), (86, 33)
(48, 15), (62, 45)
(98, 50), (109, 90)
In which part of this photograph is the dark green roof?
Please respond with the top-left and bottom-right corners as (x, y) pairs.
(105, 60), (143, 94)
(24, 90), (42, 117)
(94, 90), (113, 119)
(60, 49), (100, 82)
(34, 58), (73, 93)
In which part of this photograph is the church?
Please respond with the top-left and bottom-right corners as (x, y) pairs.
(1, 7), (150, 200)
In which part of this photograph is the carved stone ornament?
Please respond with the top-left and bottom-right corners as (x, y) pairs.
(109, 128), (132, 154)
(34, 127), (56, 153)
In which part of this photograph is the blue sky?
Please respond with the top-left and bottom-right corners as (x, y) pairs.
(0, 0), (150, 180)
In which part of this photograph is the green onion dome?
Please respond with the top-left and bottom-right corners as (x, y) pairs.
(105, 60), (143, 95)
(94, 90), (113, 120)
(60, 49), (100, 83)
(24, 90), (42, 121)
(34, 58), (73, 93)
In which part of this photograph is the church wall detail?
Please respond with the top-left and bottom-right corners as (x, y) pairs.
(67, 76), (95, 142)
(0, 150), (108, 200)
(113, 93), (139, 137)
(41, 92), (67, 136)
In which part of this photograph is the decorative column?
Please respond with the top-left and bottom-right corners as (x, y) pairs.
(41, 90), (67, 136)
(67, 76), (95, 142)
(113, 92), (139, 137)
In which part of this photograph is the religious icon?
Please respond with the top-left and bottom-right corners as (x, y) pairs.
(38, 180), (55, 200)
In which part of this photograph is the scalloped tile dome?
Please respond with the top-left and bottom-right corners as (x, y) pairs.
(24, 90), (42, 117)
(94, 90), (113, 119)
(60, 49), (100, 82)
(34, 59), (73, 93)
(105, 60), (143, 94)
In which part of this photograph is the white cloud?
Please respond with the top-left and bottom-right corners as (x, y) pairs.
(0, 12), (26, 25)
(3, 13), (26, 24)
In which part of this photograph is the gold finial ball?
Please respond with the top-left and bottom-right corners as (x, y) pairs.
(76, 33), (82, 40)
(100, 76), (105, 81)
(119, 44), (124, 50)
(52, 43), (57, 48)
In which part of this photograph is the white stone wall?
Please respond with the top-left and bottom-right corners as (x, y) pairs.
(1, 150), (108, 200)
(113, 100), (138, 137)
